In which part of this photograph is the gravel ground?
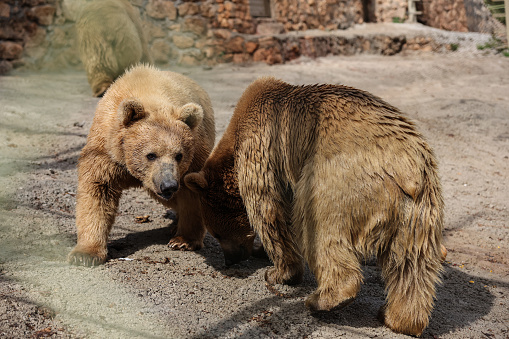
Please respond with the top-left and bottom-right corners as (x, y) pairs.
(1, 33), (508, 338)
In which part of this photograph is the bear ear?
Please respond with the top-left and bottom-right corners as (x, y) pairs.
(119, 99), (147, 126)
(184, 171), (208, 193)
(178, 103), (204, 130)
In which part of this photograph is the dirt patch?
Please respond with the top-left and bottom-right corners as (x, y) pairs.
(1, 50), (508, 338)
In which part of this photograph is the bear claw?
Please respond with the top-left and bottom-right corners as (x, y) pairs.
(68, 251), (105, 267)
(168, 236), (202, 251)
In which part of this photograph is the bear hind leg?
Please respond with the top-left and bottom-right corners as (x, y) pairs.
(304, 249), (363, 312)
(294, 163), (363, 312)
(294, 201), (361, 310)
(88, 71), (114, 98)
(379, 241), (443, 336)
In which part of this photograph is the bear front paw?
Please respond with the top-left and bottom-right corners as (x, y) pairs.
(264, 266), (303, 286)
(68, 250), (106, 267)
(168, 236), (203, 251)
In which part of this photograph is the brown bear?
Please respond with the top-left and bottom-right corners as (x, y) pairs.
(76, 0), (152, 97)
(68, 64), (215, 267)
(185, 77), (444, 336)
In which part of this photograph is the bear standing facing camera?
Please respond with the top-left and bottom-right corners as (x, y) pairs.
(185, 77), (444, 336)
(68, 64), (215, 267)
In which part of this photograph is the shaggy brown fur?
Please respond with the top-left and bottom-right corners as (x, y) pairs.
(76, 0), (152, 97)
(68, 64), (215, 267)
(185, 77), (444, 336)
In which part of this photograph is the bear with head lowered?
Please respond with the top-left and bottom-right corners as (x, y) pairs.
(76, 0), (152, 97)
(68, 64), (215, 267)
(185, 77), (444, 336)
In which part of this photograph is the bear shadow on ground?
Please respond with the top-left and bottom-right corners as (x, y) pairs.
(106, 225), (174, 261)
(106, 222), (272, 278)
(423, 265), (507, 337)
(106, 207), (272, 275)
(105, 210), (180, 260)
(315, 264), (503, 337)
(189, 263), (503, 338)
(199, 235), (273, 275)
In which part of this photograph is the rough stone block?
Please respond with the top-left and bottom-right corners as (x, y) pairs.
(28, 5), (56, 26)
(173, 35), (195, 49)
(179, 54), (199, 66)
(183, 17), (207, 35)
(0, 3), (10, 18)
(226, 36), (245, 53)
(0, 41), (23, 60)
(178, 3), (200, 16)
(147, 0), (177, 20)
(0, 60), (13, 75)
(245, 41), (258, 53)
(150, 39), (172, 63)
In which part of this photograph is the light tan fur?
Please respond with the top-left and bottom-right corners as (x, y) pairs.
(185, 77), (444, 336)
(76, 0), (152, 97)
(69, 64), (215, 267)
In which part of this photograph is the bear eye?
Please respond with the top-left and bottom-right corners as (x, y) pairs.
(146, 153), (157, 161)
(175, 153), (183, 162)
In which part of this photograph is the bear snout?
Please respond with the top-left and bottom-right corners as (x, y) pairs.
(153, 163), (180, 200)
(224, 253), (241, 267)
(223, 245), (249, 267)
(159, 179), (179, 199)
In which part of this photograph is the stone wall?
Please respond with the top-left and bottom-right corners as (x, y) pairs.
(0, 0), (372, 74)
(271, 0), (364, 31)
(0, 0), (78, 74)
(419, 0), (505, 35)
(140, 0), (212, 67)
(204, 26), (463, 66)
(0, 0), (504, 75)
(208, 0), (254, 33)
(0, 0), (261, 73)
(463, 0), (506, 34)
(420, 0), (469, 32)
(373, 0), (407, 22)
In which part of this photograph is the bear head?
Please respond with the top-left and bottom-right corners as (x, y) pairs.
(184, 163), (256, 266)
(115, 98), (204, 200)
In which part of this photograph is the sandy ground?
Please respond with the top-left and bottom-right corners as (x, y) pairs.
(1, 46), (508, 338)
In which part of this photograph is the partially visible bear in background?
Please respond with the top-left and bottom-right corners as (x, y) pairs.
(76, 0), (152, 97)
(68, 64), (215, 266)
(185, 77), (444, 336)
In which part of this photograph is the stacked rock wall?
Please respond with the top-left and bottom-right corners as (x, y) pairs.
(419, 0), (505, 35)
(463, 0), (506, 34)
(420, 0), (469, 32)
(0, 0), (370, 73)
(0, 0), (259, 73)
(140, 0), (211, 67)
(0, 0), (80, 74)
(271, 0), (364, 31)
(374, 0), (407, 22)
(207, 0), (254, 33)
(0, 0), (504, 74)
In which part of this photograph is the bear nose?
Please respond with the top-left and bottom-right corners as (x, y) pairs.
(225, 258), (235, 267)
(160, 179), (179, 199)
(224, 249), (244, 267)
